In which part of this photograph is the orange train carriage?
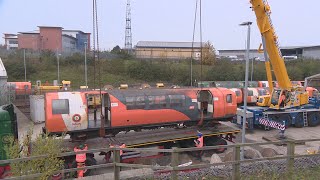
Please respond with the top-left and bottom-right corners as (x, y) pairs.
(43, 87), (237, 140)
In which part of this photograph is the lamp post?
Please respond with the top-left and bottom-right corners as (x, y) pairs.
(23, 49), (26, 82)
(239, 21), (252, 160)
(84, 42), (88, 89)
(251, 57), (254, 82)
(57, 53), (61, 84)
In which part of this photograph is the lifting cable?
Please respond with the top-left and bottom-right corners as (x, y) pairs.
(197, 0), (204, 127)
(190, 0), (198, 87)
(199, 0), (203, 88)
(92, 0), (105, 137)
(92, 0), (96, 90)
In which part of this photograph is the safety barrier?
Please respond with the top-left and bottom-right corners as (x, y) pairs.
(1, 138), (320, 180)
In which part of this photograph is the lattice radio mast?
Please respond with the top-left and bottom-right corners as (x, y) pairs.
(125, 0), (132, 53)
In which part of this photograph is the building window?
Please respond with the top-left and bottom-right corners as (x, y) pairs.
(52, 99), (70, 114)
(8, 40), (18, 44)
(226, 94), (232, 103)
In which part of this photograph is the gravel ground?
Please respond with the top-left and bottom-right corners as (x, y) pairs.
(127, 156), (320, 180)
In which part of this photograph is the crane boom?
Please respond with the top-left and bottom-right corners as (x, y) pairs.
(250, 0), (291, 89)
(250, 0), (309, 109)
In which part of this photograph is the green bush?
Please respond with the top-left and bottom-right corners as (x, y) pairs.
(2, 52), (320, 87)
(5, 129), (65, 180)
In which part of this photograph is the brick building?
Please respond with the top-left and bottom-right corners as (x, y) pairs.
(3, 26), (90, 52)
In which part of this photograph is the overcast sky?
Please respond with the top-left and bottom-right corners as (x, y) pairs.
(0, 0), (319, 50)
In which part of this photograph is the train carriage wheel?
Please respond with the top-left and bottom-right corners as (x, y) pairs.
(214, 139), (227, 154)
(307, 112), (320, 127)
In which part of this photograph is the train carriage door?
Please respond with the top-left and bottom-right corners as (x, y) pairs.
(53, 92), (88, 131)
(197, 90), (214, 118)
(102, 94), (111, 127)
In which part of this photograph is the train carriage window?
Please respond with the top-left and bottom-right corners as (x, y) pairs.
(235, 91), (240, 97)
(52, 99), (69, 114)
(135, 96), (145, 109)
(258, 89), (267, 96)
(126, 96), (146, 110)
(226, 94), (232, 103)
(126, 97), (135, 110)
(248, 90), (253, 96)
(168, 95), (186, 107)
(148, 95), (166, 109)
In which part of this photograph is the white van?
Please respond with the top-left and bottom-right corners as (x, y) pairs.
(283, 56), (298, 60)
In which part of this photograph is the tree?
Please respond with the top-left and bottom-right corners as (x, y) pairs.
(110, 45), (133, 59)
(201, 41), (217, 65)
(111, 45), (121, 54)
(5, 129), (65, 180)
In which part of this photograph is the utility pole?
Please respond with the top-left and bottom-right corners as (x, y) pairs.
(23, 49), (26, 82)
(239, 21), (252, 160)
(125, 0), (132, 54)
(84, 42), (88, 89)
(56, 51), (60, 84)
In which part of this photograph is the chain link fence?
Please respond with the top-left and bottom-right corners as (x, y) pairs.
(0, 83), (15, 106)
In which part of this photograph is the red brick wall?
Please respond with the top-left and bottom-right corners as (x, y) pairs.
(39, 27), (62, 52)
(18, 34), (40, 50)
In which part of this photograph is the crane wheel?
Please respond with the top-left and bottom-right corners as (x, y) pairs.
(307, 112), (320, 127)
(294, 113), (304, 128)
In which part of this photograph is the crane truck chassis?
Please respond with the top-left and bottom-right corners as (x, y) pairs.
(235, 97), (320, 131)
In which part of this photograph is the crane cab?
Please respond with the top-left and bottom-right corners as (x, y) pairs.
(268, 88), (309, 109)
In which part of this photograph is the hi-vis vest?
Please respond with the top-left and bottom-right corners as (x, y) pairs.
(74, 145), (88, 163)
(119, 144), (126, 156)
(195, 136), (204, 148)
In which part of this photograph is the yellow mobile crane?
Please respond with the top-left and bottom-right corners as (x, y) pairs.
(250, 0), (309, 109)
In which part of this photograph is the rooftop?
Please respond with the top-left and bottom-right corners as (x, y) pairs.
(38, 26), (63, 29)
(136, 41), (205, 49)
(18, 30), (39, 34)
(219, 45), (320, 51)
(62, 30), (90, 34)
(62, 34), (77, 40)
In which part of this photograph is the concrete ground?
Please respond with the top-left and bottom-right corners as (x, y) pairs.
(15, 105), (44, 141)
(222, 121), (320, 155)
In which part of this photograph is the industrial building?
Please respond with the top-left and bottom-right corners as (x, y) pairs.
(135, 41), (205, 59)
(3, 26), (90, 52)
(218, 45), (320, 61)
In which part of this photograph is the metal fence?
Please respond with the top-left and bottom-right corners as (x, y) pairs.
(1, 138), (320, 180)
(0, 49), (123, 59)
(0, 84), (15, 106)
